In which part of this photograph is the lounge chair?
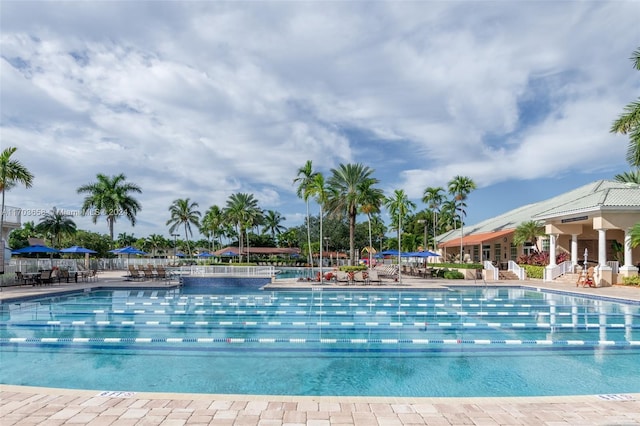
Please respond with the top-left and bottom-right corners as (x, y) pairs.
(336, 270), (351, 285)
(577, 267), (596, 288)
(368, 269), (381, 285)
(353, 271), (368, 285)
(128, 269), (144, 281)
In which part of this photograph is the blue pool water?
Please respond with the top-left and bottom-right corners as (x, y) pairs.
(1, 283), (639, 397)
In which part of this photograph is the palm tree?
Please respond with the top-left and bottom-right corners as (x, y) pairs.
(326, 163), (379, 265)
(293, 160), (317, 266)
(512, 220), (545, 253)
(614, 170), (640, 184)
(307, 172), (329, 277)
(262, 210), (287, 240)
(37, 207), (77, 247)
(630, 222), (640, 248)
(224, 193), (262, 263)
(145, 234), (167, 258)
(422, 186), (445, 251)
(0, 147), (34, 245)
(166, 198), (201, 258)
(77, 173), (142, 241)
(116, 232), (137, 247)
(611, 48), (640, 171)
(201, 205), (225, 251)
(359, 181), (385, 267)
(447, 175), (477, 262)
(384, 189), (416, 282)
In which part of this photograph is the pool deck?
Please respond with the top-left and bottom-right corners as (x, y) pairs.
(2, 271), (640, 425)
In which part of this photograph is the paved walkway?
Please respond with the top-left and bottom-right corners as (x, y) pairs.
(2, 271), (640, 425)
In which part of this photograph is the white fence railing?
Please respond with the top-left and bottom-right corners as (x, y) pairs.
(543, 260), (573, 282)
(483, 261), (498, 281)
(507, 260), (526, 280)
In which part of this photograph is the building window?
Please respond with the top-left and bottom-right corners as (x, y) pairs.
(510, 243), (518, 260)
(541, 238), (550, 252)
(494, 244), (501, 263)
(473, 246), (479, 262)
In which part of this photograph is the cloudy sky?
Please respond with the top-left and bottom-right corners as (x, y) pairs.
(1, 1), (638, 241)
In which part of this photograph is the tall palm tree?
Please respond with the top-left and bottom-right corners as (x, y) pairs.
(447, 175), (477, 262)
(359, 181), (385, 267)
(384, 189), (416, 282)
(307, 172), (329, 277)
(37, 207), (77, 247)
(293, 160), (317, 266)
(224, 193), (262, 263)
(166, 198), (201, 257)
(200, 205), (225, 251)
(422, 186), (445, 251)
(77, 173), (142, 241)
(512, 220), (545, 253)
(326, 163), (379, 265)
(262, 210), (287, 240)
(611, 48), (640, 171)
(0, 147), (34, 245)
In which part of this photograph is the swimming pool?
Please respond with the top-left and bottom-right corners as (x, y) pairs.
(1, 284), (639, 397)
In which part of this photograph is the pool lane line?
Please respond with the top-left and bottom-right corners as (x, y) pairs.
(4, 319), (638, 330)
(3, 336), (640, 346)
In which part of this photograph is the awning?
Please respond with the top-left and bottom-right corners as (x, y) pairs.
(438, 229), (514, 248)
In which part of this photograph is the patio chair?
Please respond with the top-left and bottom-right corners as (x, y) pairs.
(15, 271), (32, 286)
(577, 267), (596, 288)
(37, 270), (54, 286)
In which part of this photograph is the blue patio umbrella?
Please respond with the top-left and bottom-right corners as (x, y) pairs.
(380, 249), (402, 256)
(12, 244), (59, 254)
(175, 251), (186, 258)
(60, 245), (97, 254)
(221, 251), (238, 256)
(401, 251), (439, 258)
(197, 252), (214, 258)
(109, 246), (148, 255)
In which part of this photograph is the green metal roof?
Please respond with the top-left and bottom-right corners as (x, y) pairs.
(438, 180), (640, 243)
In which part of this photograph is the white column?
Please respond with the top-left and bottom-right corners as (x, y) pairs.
(548, 234), (557, 267)
(571, 234), (578, 267)
(620, 228), (639, 273)
(597, 229), (607, 267)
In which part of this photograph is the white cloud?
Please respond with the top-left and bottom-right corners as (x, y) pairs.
(1, 1), (638, 238)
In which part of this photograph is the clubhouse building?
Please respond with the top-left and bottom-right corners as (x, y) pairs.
(437, 180), (640, 286)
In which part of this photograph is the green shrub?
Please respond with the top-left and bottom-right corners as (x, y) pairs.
(443, 270), (465, 279)
(339, 265), (367, 272)
(522, 265), (544, 279)
(622, 275), (640, 286)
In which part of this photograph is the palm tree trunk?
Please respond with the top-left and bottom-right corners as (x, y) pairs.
(184, 223), (191, 257)
(306, 200), (312, 266)
(349, 210), (356, 266)
(367, 214), (373, 267)
(319, 205), (323, 283)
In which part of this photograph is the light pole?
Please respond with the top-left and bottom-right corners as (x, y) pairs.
(171, 233), (179, 260)
(323, 237), (329, 267)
